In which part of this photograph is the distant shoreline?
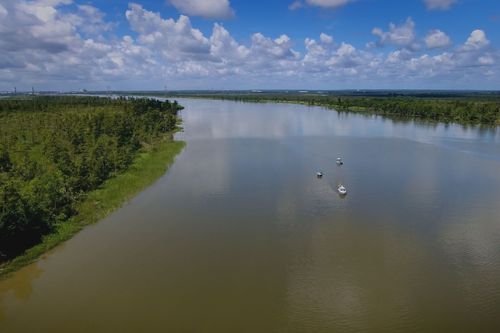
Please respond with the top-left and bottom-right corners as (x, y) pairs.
(145, 92), (500, 126)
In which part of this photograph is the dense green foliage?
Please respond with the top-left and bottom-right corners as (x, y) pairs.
(1, 138), (185, 278)
(0, 96), (181, 259)
(164, 92), (500, 125)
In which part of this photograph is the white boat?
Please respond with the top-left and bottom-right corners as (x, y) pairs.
(316, 171), (323, 178)
(338, 184), (347, 195)
(336, 157), (344, 165)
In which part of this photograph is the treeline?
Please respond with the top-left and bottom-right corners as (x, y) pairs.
(169, 93), (500, 125)
(0, 96), (182, 259)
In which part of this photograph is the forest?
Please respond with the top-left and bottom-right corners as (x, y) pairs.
(162, 91), (500, 126)
(0, 96), (182, 260)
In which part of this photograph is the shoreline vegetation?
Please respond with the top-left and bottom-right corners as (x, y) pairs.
(0, 96), (185, 278)
(163, 91), (500, 126)
(103, 90), (500, 126)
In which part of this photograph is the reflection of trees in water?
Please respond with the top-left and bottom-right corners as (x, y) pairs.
(0, 263), (43, 322)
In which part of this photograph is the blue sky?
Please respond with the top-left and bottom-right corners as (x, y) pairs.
(124, 0), (500, 50)
(0, 0), (499, 91)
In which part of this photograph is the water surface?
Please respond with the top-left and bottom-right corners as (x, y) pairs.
(1, 99), (500, 332)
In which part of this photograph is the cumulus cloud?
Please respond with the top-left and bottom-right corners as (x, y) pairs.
(302, 34), (375, 78)
(125, 3), (300, 74)
(320, 33), (334, 44)
(0, 1), (497, 90)
(72, 5), (115, 36)
(326, 43), (361, 68)
(289, 0), (356, 10)
(478, 55), (494, 66)
(127, 4), (212, 61)
(425, 29), (451, 49)
(168, 0), (234, 19)
(122, 3), (305, 81)
(0, 1), (73, 54)
(424, 0), (457, 11)
(306, 0), (356, 8)
(119, 9), (499, 87)
(250, 34), (299, 60)
(372, 18), (419, 50)
(210, 24), (249, 61)
(462, 29), (490, 50)
(0, 0), (155, 88)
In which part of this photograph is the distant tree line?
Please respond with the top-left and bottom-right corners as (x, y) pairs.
(168, 93), (500, 125)
(0, 96), (181, 258)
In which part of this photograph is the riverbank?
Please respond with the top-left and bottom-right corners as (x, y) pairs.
(0, 135), (185, 279)
(159, 93), (500, 126)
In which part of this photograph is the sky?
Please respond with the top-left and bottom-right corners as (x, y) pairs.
(0, 0), (499, 91)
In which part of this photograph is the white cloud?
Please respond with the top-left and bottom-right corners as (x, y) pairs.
(168, 0), (234, 19)
(0, 1), (74, 54)
(306, 0), (356, 8)
(73, 5), (114, 36)
(424, 0), (457, 11)
(58, 4), (115, 38)
(320, 33), (334, 44)
(210, 24), (249, 61)
(289, 0), (355, 10)
(0, 2), (497, 90)
(463, 30), (490, 50)
(250, 33), (299, 60)
(126, 4), (300, 76)
(425, 29), (451, 49)
(303, 36), (329, 69)
(372, 18), (418, 49)
(288, 1), (303, 10)
(478, 55), (495, 66)
(0, 0), (156, 88)
(326, 43), (361, 68)
(126, 4), (211, 61)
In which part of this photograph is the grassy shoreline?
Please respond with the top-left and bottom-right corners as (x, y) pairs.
(0, 135), (185, 279)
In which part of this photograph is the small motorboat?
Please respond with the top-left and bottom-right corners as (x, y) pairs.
(338, 184), (347, 195)
(316, 171), (323, 178)
(336, 157), (344, 165)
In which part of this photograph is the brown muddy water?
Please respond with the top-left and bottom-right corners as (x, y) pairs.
(1, 98), (500, 332)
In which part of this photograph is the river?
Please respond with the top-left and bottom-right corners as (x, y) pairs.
(1, 98), (500, 332)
